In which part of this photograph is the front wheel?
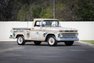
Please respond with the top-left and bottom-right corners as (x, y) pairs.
(64, 41), (74, 46)
(17, 36), (25, 45)
(47, 36), (57, 46)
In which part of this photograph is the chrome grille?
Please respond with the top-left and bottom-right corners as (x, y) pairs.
(63, 33), (76, 38)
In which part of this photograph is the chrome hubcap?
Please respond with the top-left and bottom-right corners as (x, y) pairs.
(49, 37), (55, 45)
(18, 37), (23, 44)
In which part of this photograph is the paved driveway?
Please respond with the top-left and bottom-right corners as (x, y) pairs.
(0, 41), (94, 63)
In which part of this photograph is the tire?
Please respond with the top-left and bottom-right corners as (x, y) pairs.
(34, 41), (41, 45)
(64, 41), (74, 46)
(47, 36), (57, 46)
(17, 36), (25, 45)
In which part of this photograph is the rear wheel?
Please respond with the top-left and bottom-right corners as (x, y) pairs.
(34, 41), (41, 45)
(47, 36), (57, 46)
(64, 41), (74, 46)
(17, 36), (25, 45)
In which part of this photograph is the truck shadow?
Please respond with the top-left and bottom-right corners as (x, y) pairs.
(24, 42), (80, 47)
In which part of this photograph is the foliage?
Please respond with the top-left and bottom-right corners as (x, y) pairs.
(40, 6), (53, 18)
(0, 0), (94, 21)
(76, 0), (94, 21)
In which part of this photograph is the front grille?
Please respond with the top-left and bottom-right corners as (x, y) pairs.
(63, 33), (76, 38)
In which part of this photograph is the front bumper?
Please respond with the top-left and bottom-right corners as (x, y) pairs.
(56, 37), (79, 42)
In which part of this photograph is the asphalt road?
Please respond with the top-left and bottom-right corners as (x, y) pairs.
(0, 41), (94, 63)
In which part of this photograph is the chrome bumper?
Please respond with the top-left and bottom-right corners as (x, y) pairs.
(56, 37), (79, 41)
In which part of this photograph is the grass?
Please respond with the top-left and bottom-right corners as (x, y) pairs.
(81, 40), (94, 44)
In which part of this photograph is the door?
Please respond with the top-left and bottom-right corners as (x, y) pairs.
(30, 20), (42, 41)
(37, 28), (46, 41)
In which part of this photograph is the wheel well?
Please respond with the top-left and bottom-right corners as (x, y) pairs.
(45, 34), (55, 41)
(16, 34), (24, 38)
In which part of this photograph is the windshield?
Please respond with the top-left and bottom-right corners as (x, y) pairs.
(42, 20), (59, 27)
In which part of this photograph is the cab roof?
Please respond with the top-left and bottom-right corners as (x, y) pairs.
(34, 18), (58, 21)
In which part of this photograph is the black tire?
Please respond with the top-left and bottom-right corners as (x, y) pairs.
(34, 41), (41, 45)
(17, 36), (25, 45)
(47, 36), (57, 46)
(64, 41), (74, 46)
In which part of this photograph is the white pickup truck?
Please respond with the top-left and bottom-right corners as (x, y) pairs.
(10, 18), (79, 46)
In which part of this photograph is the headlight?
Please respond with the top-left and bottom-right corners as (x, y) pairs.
(76, 33), (78, 36)
(58, 34), (63, 38)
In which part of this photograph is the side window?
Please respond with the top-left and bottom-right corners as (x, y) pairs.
(42, 21), (46, 27)
(52, 21), (57, 27)
(34, 21), (41, 27)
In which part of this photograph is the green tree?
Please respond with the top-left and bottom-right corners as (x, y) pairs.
(40, 7), (53, 18)
(76, 0), (94, 20)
